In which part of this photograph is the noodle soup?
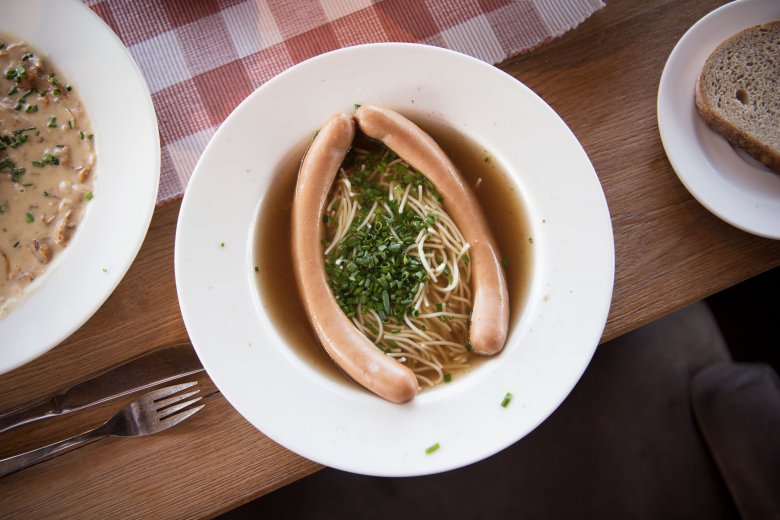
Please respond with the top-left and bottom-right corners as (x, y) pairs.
(255, 117), (532, 389)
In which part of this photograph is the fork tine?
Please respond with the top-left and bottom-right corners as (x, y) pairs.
(148, 381), (198, 402)
(158, 396), (203, 419)
(155, 389), (200, 409)
(158, 403), (205, 429)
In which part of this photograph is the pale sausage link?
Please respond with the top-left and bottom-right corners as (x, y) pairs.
(355, 105), (509, 355)
(292, 112), (419, 403)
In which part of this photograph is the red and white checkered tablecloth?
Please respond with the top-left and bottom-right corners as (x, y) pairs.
(85, 0), (604, 205)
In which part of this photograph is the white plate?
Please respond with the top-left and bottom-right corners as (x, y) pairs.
(658, 0), (780, 239)
(175, 43), (614, 476)
(0, 0), (159, 373)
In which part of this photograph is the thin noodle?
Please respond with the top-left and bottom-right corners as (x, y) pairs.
(323, 149), (475, 388)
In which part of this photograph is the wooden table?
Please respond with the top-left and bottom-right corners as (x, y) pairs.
(2, 0), (778, 517)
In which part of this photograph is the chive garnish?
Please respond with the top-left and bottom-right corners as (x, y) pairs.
(501, 392), (513, 408)
(425, 443), (440, 455)
(10, 167), (25, 182)
(443, 373), (452, 383)
(47, 116), (57, 128)
(31, 153), (58, 168)
(465, 343), (473, 352)
(24, 212), (34, 223)
(84, 192), (93, 201)
(0, 205), (5, 213)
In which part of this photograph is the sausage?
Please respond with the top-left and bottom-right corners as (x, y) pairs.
(291, 112), (419, 403)
(354, 105), (509, 355)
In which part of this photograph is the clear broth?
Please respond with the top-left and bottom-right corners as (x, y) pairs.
(254, 116), (533, 387)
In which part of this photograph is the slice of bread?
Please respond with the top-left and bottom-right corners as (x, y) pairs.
(694, 21), (780, 173)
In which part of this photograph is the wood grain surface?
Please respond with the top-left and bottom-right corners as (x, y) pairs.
(2, 0), (779, 518)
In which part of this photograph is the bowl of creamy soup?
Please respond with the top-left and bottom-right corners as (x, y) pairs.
(0, 0), (159, 373)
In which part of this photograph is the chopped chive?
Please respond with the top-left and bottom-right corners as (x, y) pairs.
(443, 373), (452, 383)
(254, 266), (259, 272)
(7, 85), (17, 95)
(502, 258), (509, 267)
(24, 212), (34, 223)
(501, 392), (513, 408)
(354, 103), (362, 109)
(465, 343), (473, 352)
(220, 242), (225, 248)
(0, 204), (5, 213)
(47, 116), (57, 128)
(84, 192), (93, 201)
(425, 442), (440, 455)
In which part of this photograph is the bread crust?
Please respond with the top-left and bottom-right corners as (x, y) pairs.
(694, 21), (780, 173)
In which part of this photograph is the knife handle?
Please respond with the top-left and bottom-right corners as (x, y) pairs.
(0, 396), (60, 435)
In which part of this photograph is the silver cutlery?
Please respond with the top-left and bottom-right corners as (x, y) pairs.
(0, 343), (204, 434)
(0, 382), (204, 478)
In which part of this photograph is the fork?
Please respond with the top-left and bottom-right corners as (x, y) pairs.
(0, 382), (204, 478)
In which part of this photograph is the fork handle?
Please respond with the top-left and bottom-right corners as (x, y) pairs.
(0, 427), (106, 478)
